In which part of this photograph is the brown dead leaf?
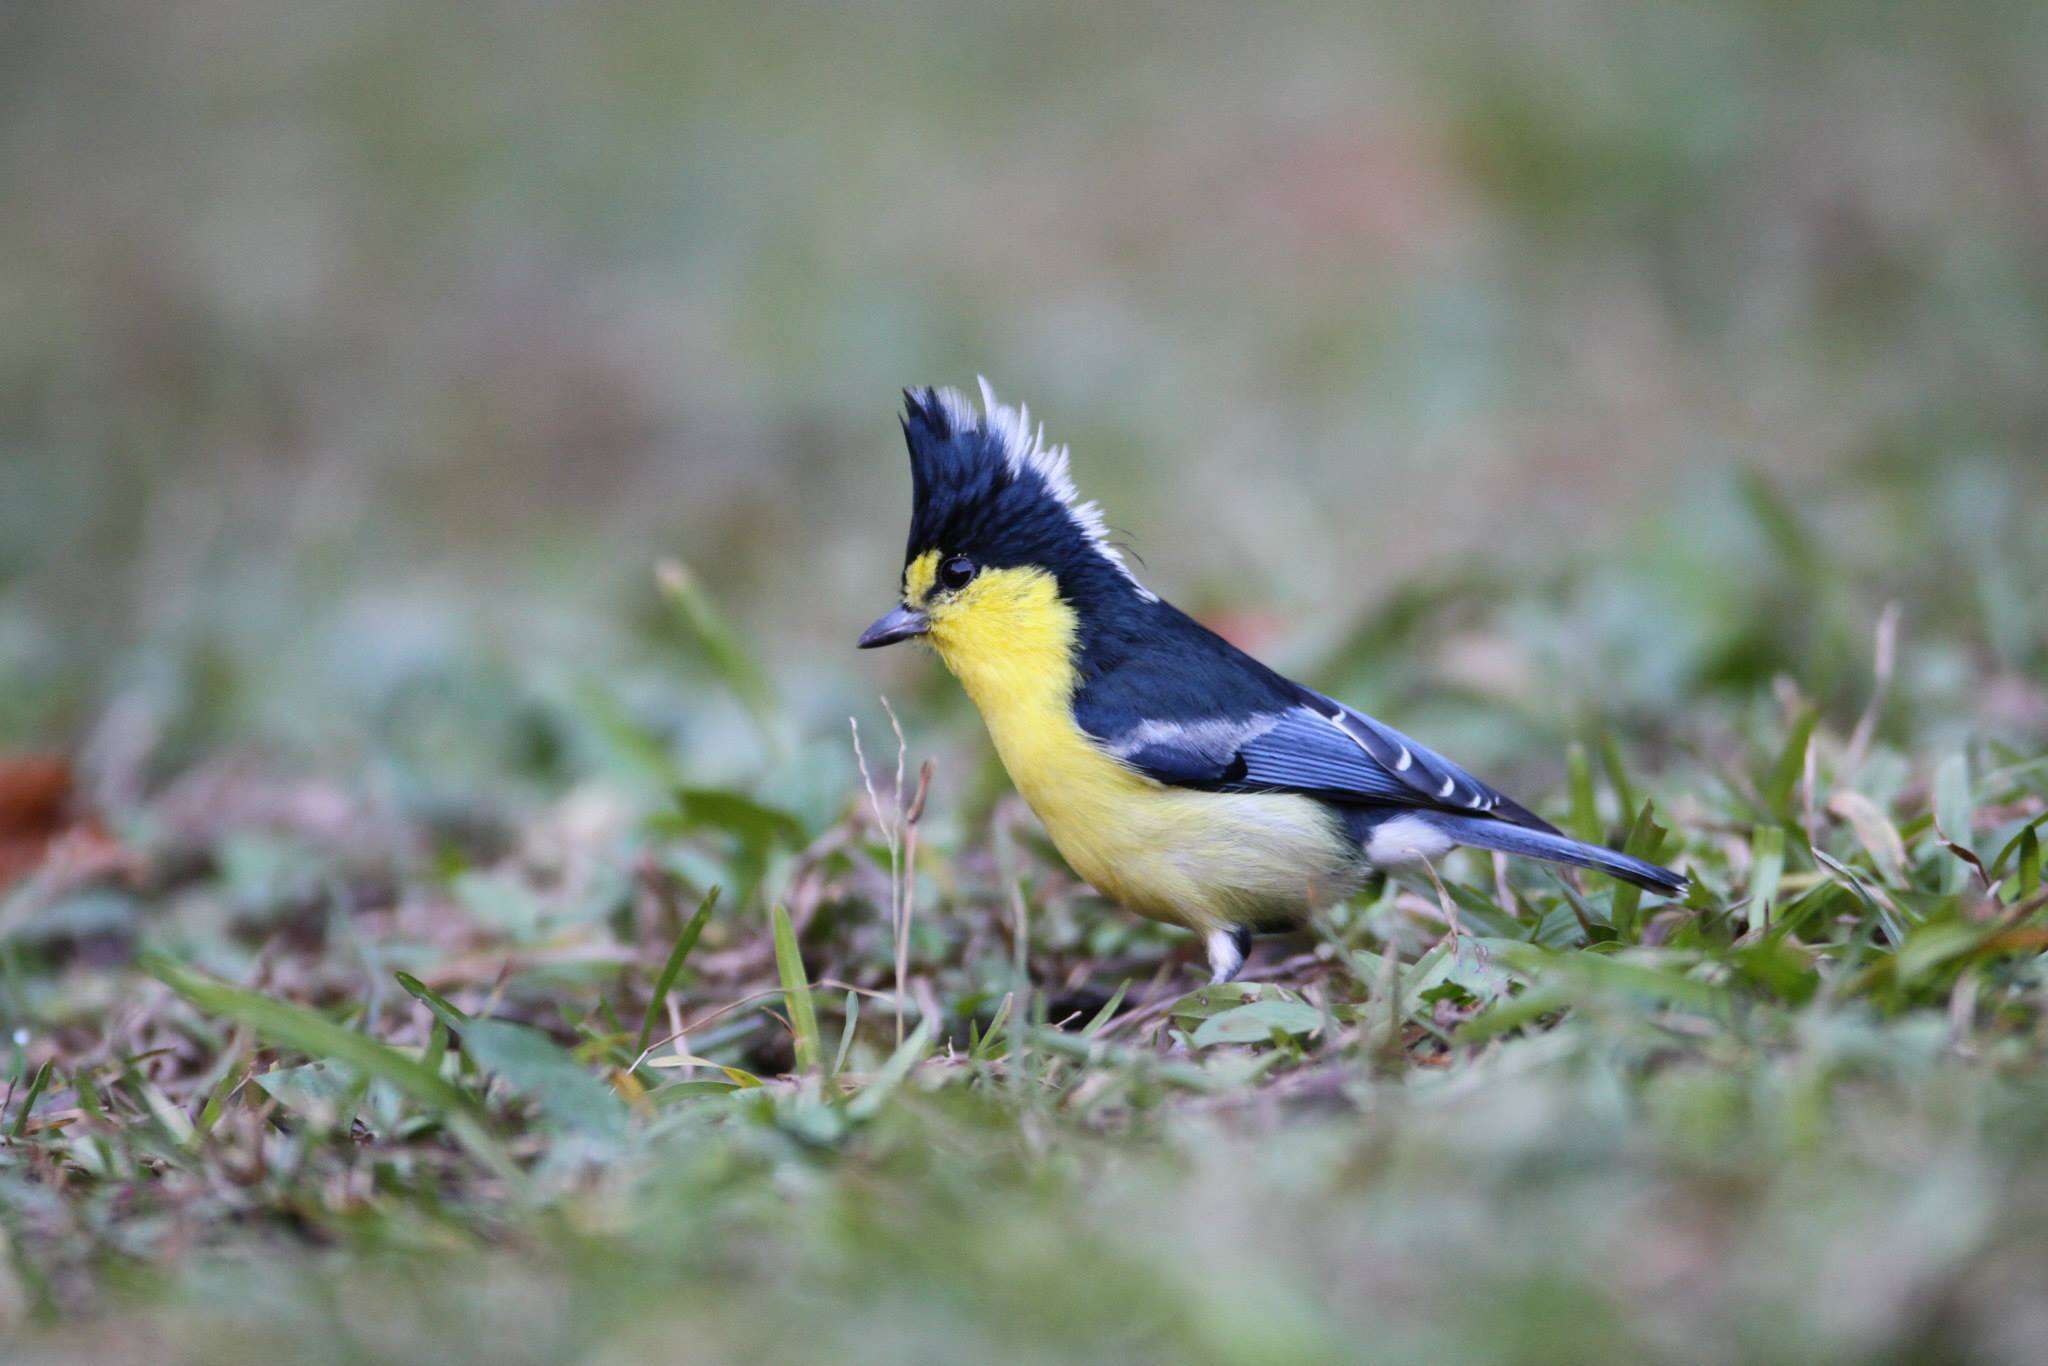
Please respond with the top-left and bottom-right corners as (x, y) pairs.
(0, 754), (75, 887)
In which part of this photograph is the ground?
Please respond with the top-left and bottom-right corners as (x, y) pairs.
(5, 497), (2047, 1360)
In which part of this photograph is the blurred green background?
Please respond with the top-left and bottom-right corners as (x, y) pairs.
(6, 0), (2043, 797)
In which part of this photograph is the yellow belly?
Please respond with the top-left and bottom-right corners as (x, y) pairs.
(920, 565), (1361, 933)
(1020, 765), (1364, 933)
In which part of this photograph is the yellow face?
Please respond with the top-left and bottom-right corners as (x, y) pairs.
(901, 547), (941, 605)
(900, 549), (1077, 691)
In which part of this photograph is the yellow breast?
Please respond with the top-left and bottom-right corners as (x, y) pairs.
(917, 560), (1360, 933)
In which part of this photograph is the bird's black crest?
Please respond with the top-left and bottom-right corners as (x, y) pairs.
(897, 381), (1152, 601)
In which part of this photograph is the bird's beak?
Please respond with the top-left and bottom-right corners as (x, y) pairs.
(858, 603), (929, 649)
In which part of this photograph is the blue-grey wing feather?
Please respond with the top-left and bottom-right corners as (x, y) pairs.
(1091, 696), (1556, 833)
(1069, 596), (1555, 832)
(1301, 691), (1546, 822)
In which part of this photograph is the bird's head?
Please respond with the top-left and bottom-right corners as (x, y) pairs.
(858, 381), (1152, 669)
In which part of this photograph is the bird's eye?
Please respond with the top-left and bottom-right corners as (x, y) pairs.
(938, 555), (976, 591)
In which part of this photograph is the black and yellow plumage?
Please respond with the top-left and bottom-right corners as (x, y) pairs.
(860, 381), (1686, 983)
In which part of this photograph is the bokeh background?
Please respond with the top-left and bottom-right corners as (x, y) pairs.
(5, 2), (2048, 1360)
(7, 0), (2043, 796)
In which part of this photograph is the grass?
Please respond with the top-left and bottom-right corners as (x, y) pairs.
(3, 480), (2047, 1362)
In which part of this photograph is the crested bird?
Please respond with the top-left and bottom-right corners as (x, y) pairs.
(859, 382), (1686, 984)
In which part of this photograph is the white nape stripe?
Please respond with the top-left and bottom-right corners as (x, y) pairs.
(934, 378), (1156, 601)
(1365, 814), (1456, 867)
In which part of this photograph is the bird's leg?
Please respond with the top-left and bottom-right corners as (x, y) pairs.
(1205, 926), (1253, 985)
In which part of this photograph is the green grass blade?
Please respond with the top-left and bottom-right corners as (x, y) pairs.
(1567, 741), (1602, 844)
(73, 1072), (105, 1124)
(7, 1060), (52, 1138)
(1765, 708), (1818, 823)
(832, 990), (860, 1076)
(636, 886), (719, 1057)
(423, 1018), (450, 1076)
(1933, 753), (1976, 892)
(847, 1018), (933, 1121)
(1749, 824), (1785, 935)
(1610, 801), (1667, 939)
(1081, 980), (1131, 1038)
(656, 559), (781, 747)
(145, 955), (515, 1180)
(971, 993), (1013, 1062)
(1457, 985), (1572, 1044)
(193, 1063), (243, 1139)
(138, 1080), (196, 1150)
(1829, 789), (1907, 883)
(394, 972), (471, 1032)
(1544, 869), (1609, 945)
(1987, 814), (2048, 881)
(1810, 849), (1906, 947)
(1737, 467), (1822, 578)
(769, 903), (821, 1075)
(1599, 733), (1638, 827)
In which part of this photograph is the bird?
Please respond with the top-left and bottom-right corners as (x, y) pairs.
(858, 381), (1687, 985)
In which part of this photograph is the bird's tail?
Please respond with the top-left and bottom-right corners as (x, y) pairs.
(1422, 811), (1688, 896)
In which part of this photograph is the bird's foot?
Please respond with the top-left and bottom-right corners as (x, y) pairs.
(1205, 926), (1253, 985)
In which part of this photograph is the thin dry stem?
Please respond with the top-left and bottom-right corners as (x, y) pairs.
(852, 699), (930, 1045)
(1845, 602), (1902, 774)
